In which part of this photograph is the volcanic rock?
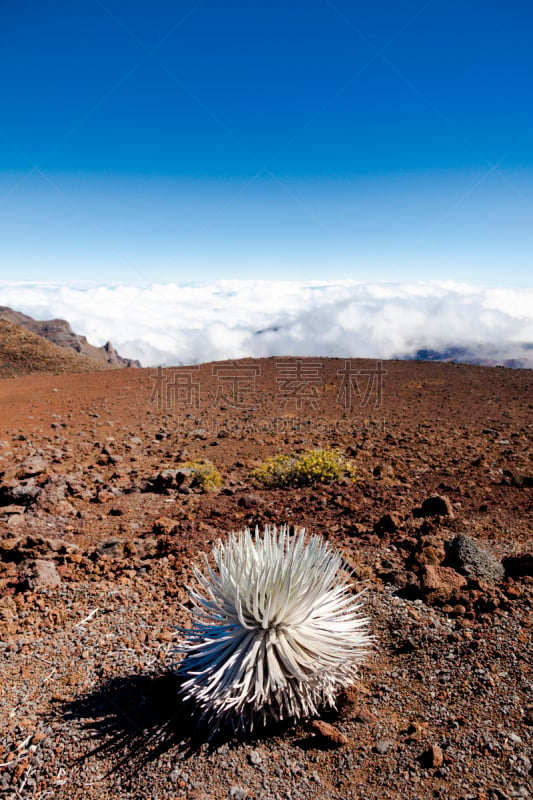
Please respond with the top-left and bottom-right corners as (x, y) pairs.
(444, 533), (505, 584)
(16, 455), (48, 478)
(19, 558), (61, 590)
(312, 720), (348, 748)
(502, 553), (533, 579)
(420, 564), (467, 600)
(374, 512), (401, 536)
(147, 469), (193, 493)
(415, 494), (454, 518)
(0, 479), (42, 506)
(420, 744), (444, 768)
(93, 538), (126, 559)
(237, 493), (264, 508)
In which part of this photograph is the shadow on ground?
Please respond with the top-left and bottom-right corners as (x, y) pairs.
(60, 670), (299, 774)
(60, 671), (202, 772)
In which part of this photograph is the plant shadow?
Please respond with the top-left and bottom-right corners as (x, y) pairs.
(60, 671), (211, 774)
(59, 670), (299, 774)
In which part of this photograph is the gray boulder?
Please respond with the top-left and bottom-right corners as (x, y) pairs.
(444, 533), (504, 584)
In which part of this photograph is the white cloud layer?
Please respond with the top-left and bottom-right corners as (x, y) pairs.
(1, 280), (532, 368)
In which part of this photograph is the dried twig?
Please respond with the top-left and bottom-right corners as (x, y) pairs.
(17, 764), (32, 795)
(75, 608), (100, 627)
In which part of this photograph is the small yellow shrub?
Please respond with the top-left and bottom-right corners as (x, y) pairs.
(179, 460), (222, 492)
(251, 448), (355, 488)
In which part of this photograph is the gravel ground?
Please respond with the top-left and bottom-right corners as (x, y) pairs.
(1, 578), (531, 800)
(1, 359), (532, 799)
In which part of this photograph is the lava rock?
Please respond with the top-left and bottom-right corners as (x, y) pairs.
(19, 558), (61, 590)
(444, 533), (505, 584)
(355, 708), (378, 724)
(374, 739), (394, 754)
(502, 553), (533, 579)
(248, 749), (263, 766)
(0, 534), (78, 564)
(420, 564), (467, 600)
(93, 538), (126, 559)
(1, 480), (42, 506)
(312, 719), (348, 747)
(35, 475), (68, 509)
(237, 493), (264, 508)
(16, 455), (47, 478)
(420, 743), (444, 768)
(152, 517), (178, 536)
(228, 787), (248, 800)
(374, 512), (401, 536)
(373, 464), (394, 478)
(148, 468), (193, 493)
(415, 495), (454, 518)
(336, 684), (359, 718)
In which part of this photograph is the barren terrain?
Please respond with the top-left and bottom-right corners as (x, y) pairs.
(0, 357), (531, 800)
(0, 321), (113, 379)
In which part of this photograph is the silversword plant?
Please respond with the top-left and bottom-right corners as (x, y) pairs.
(176, 525), (371, 734)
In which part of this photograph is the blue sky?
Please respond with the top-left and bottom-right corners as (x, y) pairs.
(1, 0), (532, 285)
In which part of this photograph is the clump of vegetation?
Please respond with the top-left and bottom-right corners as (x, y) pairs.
(176, 525), (371, 734)
(251, 448), (355, 488)
(179, 460), (223, 492)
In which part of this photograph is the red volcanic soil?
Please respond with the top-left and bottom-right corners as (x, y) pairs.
(0, 357), (532, 800)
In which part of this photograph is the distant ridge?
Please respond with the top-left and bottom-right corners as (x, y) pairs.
(0, 319), (115, 378)
(0, 306), (140, 368)
(408, 346), (533, 370)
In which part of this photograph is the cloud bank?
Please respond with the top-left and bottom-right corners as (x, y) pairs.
(1, 280), (532, 368)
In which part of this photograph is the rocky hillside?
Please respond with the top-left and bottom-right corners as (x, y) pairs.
(0, 320), (114, 378)
(0, 306), (140, 368)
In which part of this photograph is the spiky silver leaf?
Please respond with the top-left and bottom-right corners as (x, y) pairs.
(176, 525), (371, 733)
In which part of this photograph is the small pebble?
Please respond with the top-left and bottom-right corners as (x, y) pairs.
(375, 739), (394, 755)
(228, 787), (248, 800)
